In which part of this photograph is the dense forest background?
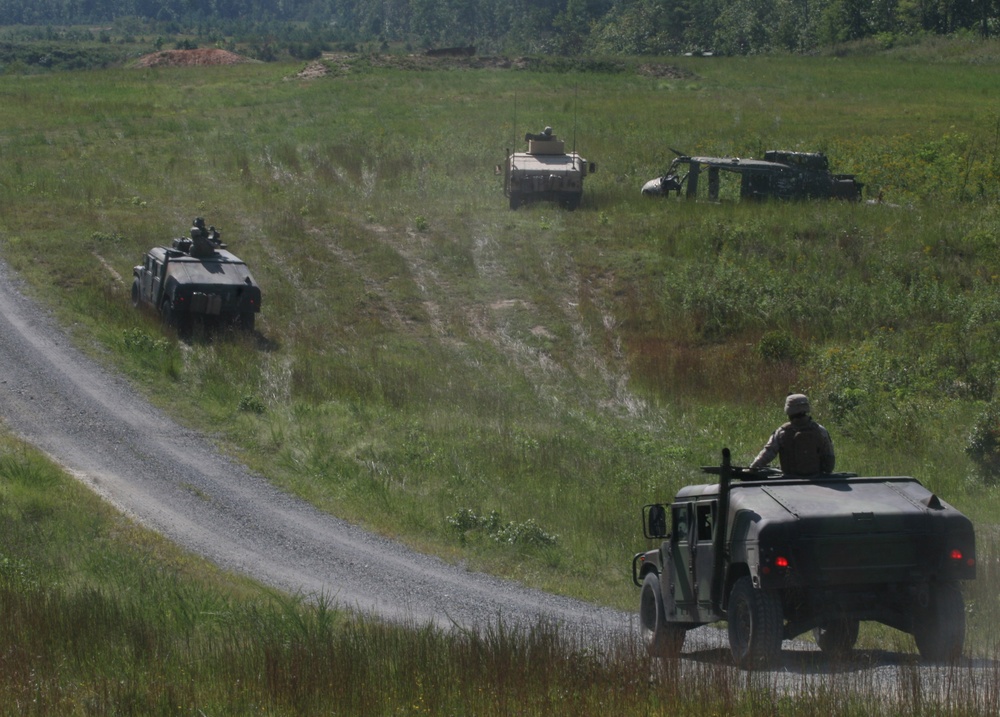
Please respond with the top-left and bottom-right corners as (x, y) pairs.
(0, 0), (997, 56)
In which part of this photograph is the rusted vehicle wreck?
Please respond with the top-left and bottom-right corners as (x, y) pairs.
(642, 150), (863, 202)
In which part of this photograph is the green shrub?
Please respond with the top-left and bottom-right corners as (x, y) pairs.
(966, 401), (1000, 483)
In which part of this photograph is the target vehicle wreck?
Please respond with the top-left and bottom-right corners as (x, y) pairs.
(131, 219), (262, 331)
(641, 150), (863, 202)
(632, 449), (976, 668)
(501, 127), (596, 210)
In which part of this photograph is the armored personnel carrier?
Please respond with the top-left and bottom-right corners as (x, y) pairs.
(632, 449), (976, 668)
(501, 127), (596, 210)
(131, 219), (261, 331)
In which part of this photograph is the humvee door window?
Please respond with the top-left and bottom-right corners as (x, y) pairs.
(696, 503), (715, 542)
(672, 504), (690, 543)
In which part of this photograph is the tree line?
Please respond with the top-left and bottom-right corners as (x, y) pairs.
(0, 0), (996, 55)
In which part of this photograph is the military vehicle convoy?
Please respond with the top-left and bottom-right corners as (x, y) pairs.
(642, 150), (863, 202)
(501, 127), (596, 210)
(632, 449), (976, 668)
(131, 218), (261, 331)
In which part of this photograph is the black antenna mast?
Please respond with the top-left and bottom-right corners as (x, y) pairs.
(572, 85), (579, 154)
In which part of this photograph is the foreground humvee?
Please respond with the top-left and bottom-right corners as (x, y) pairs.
(642, 150), (863, 202)
(501, 128), (596, 210)
(632, 449), (976, 668)
(131, 221), (261, 331)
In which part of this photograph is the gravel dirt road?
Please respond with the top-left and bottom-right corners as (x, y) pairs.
(0, 259), (629, 640)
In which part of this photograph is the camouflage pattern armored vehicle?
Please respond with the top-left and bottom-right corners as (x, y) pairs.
(632, 449), (975, 668)
(642, 150), (862, 202)
(501, 127), (596, 210)
(131, 219), (261, 331)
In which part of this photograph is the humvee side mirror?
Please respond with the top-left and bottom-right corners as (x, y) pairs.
(589, 162), (597, 173)
(644, 503), (668, 539)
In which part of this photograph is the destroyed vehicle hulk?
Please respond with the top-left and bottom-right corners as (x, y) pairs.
(632, 449), (975, 669)
(501, 128), (596, 210)
(131, 225), (261, 331)
(642, 150), (862, 202)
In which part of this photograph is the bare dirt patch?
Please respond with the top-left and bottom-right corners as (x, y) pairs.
(134, 48), (256, 68)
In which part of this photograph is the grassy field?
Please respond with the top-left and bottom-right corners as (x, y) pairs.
(2, 40), (1000, 712)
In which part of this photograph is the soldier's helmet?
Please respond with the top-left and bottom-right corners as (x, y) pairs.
(784, 393), (811, 416)
(543, 126), (553, 136)
(194, 217), (206, 228)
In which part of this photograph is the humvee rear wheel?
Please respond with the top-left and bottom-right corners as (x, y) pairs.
(913, 582), (965, 663)
(509, 192), (522, 210)
(727, 576), (783, 669)
(160, 298), (177, 326)
(131, 281), (141, 308)
(640, 573), (685, 658)
(813, 617), (859, 657)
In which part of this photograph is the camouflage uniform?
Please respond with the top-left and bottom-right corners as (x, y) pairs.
(750, 394), (835, 475)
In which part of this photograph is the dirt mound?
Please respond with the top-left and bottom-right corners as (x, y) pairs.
(134, 48), (255, 68)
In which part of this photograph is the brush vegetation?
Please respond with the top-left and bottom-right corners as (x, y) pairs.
(3, 39), (1000, 712)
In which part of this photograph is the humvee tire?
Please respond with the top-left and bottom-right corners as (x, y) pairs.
(813, 617), (860, 657)
(160, 298), (177, 326)
(913, 582), (965, 663)
(727, 576), (783, 669)
(640, 573), (685, 658)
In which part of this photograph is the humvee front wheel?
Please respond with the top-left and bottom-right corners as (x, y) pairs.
(727, 576), (783, 669)
(131, 281), (141, 308)
(561, 193), (581, 211)
(639, 573), (685, 658)
(509, 192), (522, 210)
(913, 582), (965, 663)
(813, 617), (859, 657)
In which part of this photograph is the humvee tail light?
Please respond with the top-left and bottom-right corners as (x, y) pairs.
(948, 548), (975, 566)
(774, 556), (789, 568)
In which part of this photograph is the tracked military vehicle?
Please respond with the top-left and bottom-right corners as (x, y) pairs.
(501, 127), (596, 210)
(131, 219), (261, 331)
(632, 449), (975, 668)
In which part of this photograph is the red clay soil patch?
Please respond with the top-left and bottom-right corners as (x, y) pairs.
(134, 48), (255, 68)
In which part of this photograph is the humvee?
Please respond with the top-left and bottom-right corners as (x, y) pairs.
(131, 222), (261, 331)
(501, 128), (596, 210)
(642, 150), (862, 202)
(632, 449), (976, 668)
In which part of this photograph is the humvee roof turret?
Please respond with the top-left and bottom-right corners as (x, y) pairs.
(632, 449), (975, 668)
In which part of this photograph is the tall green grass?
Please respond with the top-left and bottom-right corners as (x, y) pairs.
(3, 432), (1000, 715)
(1, 46), (1000, 629)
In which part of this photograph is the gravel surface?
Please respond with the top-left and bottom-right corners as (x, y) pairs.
(1, 258), (993, 698)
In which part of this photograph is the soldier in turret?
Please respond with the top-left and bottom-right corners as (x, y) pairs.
(191, 217), (208, 242)
(525, 126), (554, 142)
(749, 393), (835, 476)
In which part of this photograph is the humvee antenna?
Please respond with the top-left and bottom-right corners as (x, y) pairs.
(572, 85), (579, 154)
(512, 91), (517, 151)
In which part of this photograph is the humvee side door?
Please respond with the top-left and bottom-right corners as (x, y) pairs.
(667, 499), (720, 623)
(139, 254), (165, 307)
(668, 503), (696, 619)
